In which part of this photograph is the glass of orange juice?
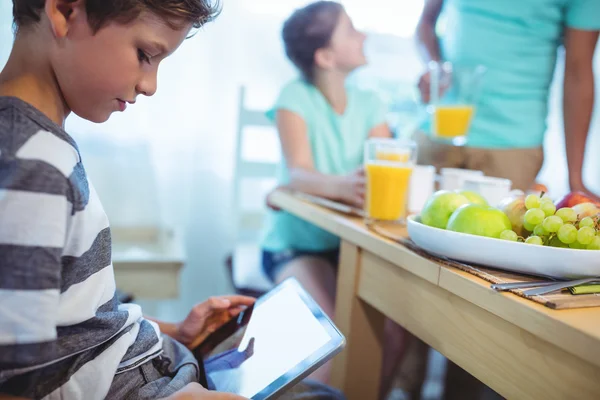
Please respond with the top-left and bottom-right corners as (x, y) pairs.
(364, 138), (417, 223)
(427, 61), (486, 145)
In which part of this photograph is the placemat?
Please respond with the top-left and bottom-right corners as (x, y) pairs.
(366, 222), (600, 310)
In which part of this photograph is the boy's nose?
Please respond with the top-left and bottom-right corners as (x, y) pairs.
(136, 70), (158, 97)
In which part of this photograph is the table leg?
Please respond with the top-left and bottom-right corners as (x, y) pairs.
(331, 240), (385, 399)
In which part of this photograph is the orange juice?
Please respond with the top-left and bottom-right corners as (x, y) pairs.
(433, 105), (474, 138)
(375, 150), (410, 163)
(365, 161), (413, 221)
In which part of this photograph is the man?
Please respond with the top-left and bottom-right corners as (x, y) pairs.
(397, 0), (600, 399)
(416, 0), (600, 195)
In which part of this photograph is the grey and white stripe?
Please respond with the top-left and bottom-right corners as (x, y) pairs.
(0, 97), (162, 398)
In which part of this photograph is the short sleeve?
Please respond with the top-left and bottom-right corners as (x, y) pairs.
(565, 0), (600, 30)
(265, 80), (313, 122)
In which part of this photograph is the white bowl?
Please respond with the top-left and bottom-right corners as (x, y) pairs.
(407, 215), (600, 279)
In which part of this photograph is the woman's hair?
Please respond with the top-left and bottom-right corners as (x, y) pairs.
(12, 0), (220, 33)
(281, 1), (343, 83)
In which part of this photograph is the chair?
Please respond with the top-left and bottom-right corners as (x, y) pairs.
(76, 137), (186, 300)
(226, 86), (280, 297)
(111, 225), (185, 299)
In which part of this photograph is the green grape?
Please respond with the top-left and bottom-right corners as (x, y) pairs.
(524, 208), (545, 226)
(500, 230), (518, 241)
(540, 200), (556, 217)
(525, 194), (541, 210)
(586, 237), (600, 250)
(525, 236), (543, 245)
(542, 216), (563, 233)
(578, 226), (597, 245)
(533, 224), (547, 237)
(548, 236), (569, 248)
(523, 221), (536, 232)
(555, 207), (578, 223)
(580, 217), (595, 229)
(569, 241), (587, 250)
(557, 224), (577, 244)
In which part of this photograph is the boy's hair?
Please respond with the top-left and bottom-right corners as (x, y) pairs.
(12, 0), (220, 32)
(282, 1), (343, 83)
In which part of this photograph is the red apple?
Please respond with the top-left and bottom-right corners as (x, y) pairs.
(555, 191), (600, 209)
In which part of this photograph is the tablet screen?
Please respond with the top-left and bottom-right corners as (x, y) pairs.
(197, 279), (344, 399)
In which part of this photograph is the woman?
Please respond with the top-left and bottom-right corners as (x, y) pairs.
(260, 1), (403, 386)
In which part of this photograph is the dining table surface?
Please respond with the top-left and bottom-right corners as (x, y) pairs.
(269, 189), (600, 400)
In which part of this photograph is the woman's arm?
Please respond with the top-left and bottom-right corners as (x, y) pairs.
(276, 109), (365, 208)
(563, 27), (600, 201)
(416, 0), (444, 63)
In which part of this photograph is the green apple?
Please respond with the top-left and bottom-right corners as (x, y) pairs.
(457, 190), (488, 206)
(447, 204), (512, 239)
(420, 191), (471, 229)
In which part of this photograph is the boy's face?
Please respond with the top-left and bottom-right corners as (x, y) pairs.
(49, 7), (191, 123)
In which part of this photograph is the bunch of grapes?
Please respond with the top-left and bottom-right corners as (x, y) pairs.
(499, 194), (600, 250)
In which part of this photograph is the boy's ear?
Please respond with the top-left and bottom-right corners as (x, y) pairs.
(45, 0), (86, 38)
(314, 48), (335, 71)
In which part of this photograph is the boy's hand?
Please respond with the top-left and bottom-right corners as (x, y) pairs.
(164, 382), (248, 399)
(175, 296), (255, 350)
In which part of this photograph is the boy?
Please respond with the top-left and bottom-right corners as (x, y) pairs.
(0, 1), (344, 399)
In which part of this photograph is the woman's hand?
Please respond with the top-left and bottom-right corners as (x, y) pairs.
(417, 69), (451, 104)
(174, 296), (255, 350)
(265, 185), (291, 211)
(569, 182), (600, 204)
(335, 168), (366, 209)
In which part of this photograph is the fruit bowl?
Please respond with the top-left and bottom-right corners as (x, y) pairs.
(407, 215), (600, 279)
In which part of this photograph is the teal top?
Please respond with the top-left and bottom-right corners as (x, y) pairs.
(261, 79), (387, 252)
(421, 0), (600, 149)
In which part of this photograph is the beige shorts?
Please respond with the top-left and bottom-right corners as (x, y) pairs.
(415, 133), (544, 191)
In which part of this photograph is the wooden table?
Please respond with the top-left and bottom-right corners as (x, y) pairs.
(270, 190), (600, 400)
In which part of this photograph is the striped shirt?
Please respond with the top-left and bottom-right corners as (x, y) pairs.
(0, 97), (163, 399)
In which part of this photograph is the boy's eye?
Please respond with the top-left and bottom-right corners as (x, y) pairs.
(137, 49), (151, 64)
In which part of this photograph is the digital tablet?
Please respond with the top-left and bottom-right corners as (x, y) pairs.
(193, 278), (346, 399)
